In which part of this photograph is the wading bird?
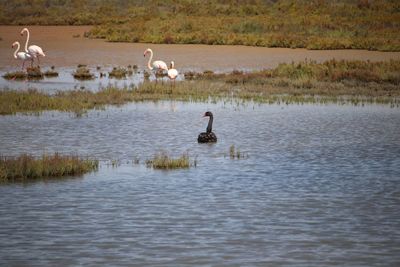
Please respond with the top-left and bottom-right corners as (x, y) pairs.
(144, 48), (168, 82)
(168, 61), (178, 86)
(198, 111), (217, 143)
(20, 28), (45, 66)
(12, 41), (33, 69)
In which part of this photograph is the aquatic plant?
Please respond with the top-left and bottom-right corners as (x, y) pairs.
(26, 67), (44, 79)
(146, 152), (191, 170)
(73, 66), (94, 80)
(2, 71), (27, 80)
(0, 153), (98, 183)
(43, 68), (59, 77)
(108, 67), (128, 79)
(229, 145), (246, 159)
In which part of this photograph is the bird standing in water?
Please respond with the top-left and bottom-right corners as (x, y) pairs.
(198, 111), (217, 143)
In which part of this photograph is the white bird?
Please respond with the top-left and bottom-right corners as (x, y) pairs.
(168, 61), (178, 86)
(20, 28), (45, 66)
(144, 48), (168, 82)
(12, 41), (33, 69)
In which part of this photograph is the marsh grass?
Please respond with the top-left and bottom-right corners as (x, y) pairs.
(43, 69), (59, 77)
(0, 60), (399, 115)
(2, 71), (27, 80)
(229, 145), (247, 159)
(73, 66), (94, 80)
(109, 67), (128, 79)
(26, 67), (44, 79)
(0, 153), (98, 183)
(146, 152), (192, 170)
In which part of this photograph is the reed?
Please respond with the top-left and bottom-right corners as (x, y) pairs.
(108, 67), (128, 79)
(146, 152), (191, 170)
(2, 71), (27, 80)
(73, 66), (94, 80)
(0, 153), (98, 183)
(229, 145), (246, 159)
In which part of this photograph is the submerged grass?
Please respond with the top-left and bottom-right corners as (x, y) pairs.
(0, 60), (399, 115)
(146, 152), (192, 170)
(73, 66), (94, 80)
(0, 153), (98, 183)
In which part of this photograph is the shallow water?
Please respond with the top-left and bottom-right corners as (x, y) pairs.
(0, 102), (400, 266)
(2, 26), (400, 72)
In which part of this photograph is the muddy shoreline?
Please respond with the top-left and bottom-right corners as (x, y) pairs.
(1, 26), (400, 72)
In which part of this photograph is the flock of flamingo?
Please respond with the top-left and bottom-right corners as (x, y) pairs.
(10, 27), (216, 143)
(11, 28), (178, 83)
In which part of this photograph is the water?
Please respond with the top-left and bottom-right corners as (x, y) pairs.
(1, 102), (400, 266)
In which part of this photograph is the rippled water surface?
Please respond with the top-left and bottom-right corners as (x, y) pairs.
(1, 102), (400, 266)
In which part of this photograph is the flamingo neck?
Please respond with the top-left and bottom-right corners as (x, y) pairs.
(147, 50), (153, 70)
(23, 29), (30, 53)
(206, 114), (213, 133)
(13, 43), (20, 59)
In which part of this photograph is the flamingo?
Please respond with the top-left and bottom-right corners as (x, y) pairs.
(12, 41), (33, 69)
(20, 28), (45, 67)
(168, 61), (178, 86)
(143, 48), (168, 82)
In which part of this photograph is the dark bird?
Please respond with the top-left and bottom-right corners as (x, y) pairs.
(198, 111), (217, 143)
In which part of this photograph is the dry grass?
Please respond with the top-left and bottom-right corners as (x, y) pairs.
(0, 60), (399, 115)
(146, 152), (192, 170)
(0, 153), (98, 183)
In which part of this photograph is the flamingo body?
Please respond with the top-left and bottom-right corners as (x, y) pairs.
(168, 61), (178, 80)
(28, 45), (45, 57)
(153, 60), (168, 71)
(144, 48), (168, 71)
(12, 41), (33, 69)
(20, 28), (45, 66)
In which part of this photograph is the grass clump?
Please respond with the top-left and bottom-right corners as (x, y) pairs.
(43, 67), (59, 77)
(2, 71), (27, 80)
(146, 152), (192, 170)
(73, 66), (94, 80)
(108, 67), (128, 79)
(26, 67), (44, 79)
(0, 153), (98, 183)
(229, 145), (247, 159)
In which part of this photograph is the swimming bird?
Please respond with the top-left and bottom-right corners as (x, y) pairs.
(12, 41), (33, 69)
(198, 111), (217, 143)
(168, 61), (178, 86)
(20, 28), (45, 66)
(144, 48), (168, 81)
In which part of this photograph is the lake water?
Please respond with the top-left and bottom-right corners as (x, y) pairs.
(0, 102), (399, 266)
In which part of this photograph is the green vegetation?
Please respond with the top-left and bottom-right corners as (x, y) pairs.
(146, 152), (192, 170)
(0, 153), (98, 183)
(2, 71), (27, 80)
(73, 66), (94, 80)
(229, 145), (246, 159)
(109, 67), (131, 79)
(1, 0), (398, 51)
(0, 60), (399, 115)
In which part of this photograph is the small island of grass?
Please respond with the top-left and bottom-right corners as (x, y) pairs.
(0, 153), (99, 183)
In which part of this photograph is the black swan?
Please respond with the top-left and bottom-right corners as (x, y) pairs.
(198, 111), (217, 143)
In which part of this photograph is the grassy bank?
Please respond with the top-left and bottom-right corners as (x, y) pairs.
(1, 1), (399, 51)
(0, 60), (399, 115)
(0, 153), (98, 183)
(146, 152), (193, 170)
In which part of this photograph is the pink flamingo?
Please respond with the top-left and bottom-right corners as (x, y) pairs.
(20, 28), (45, 67)
(168, 61), (178, 86)
(12, 41), (33, 69)
(144, 48), (168, 82)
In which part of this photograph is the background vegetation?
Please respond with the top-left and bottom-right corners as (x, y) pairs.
(0, 0), (399, 51)
(1, 60), (399, 115)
